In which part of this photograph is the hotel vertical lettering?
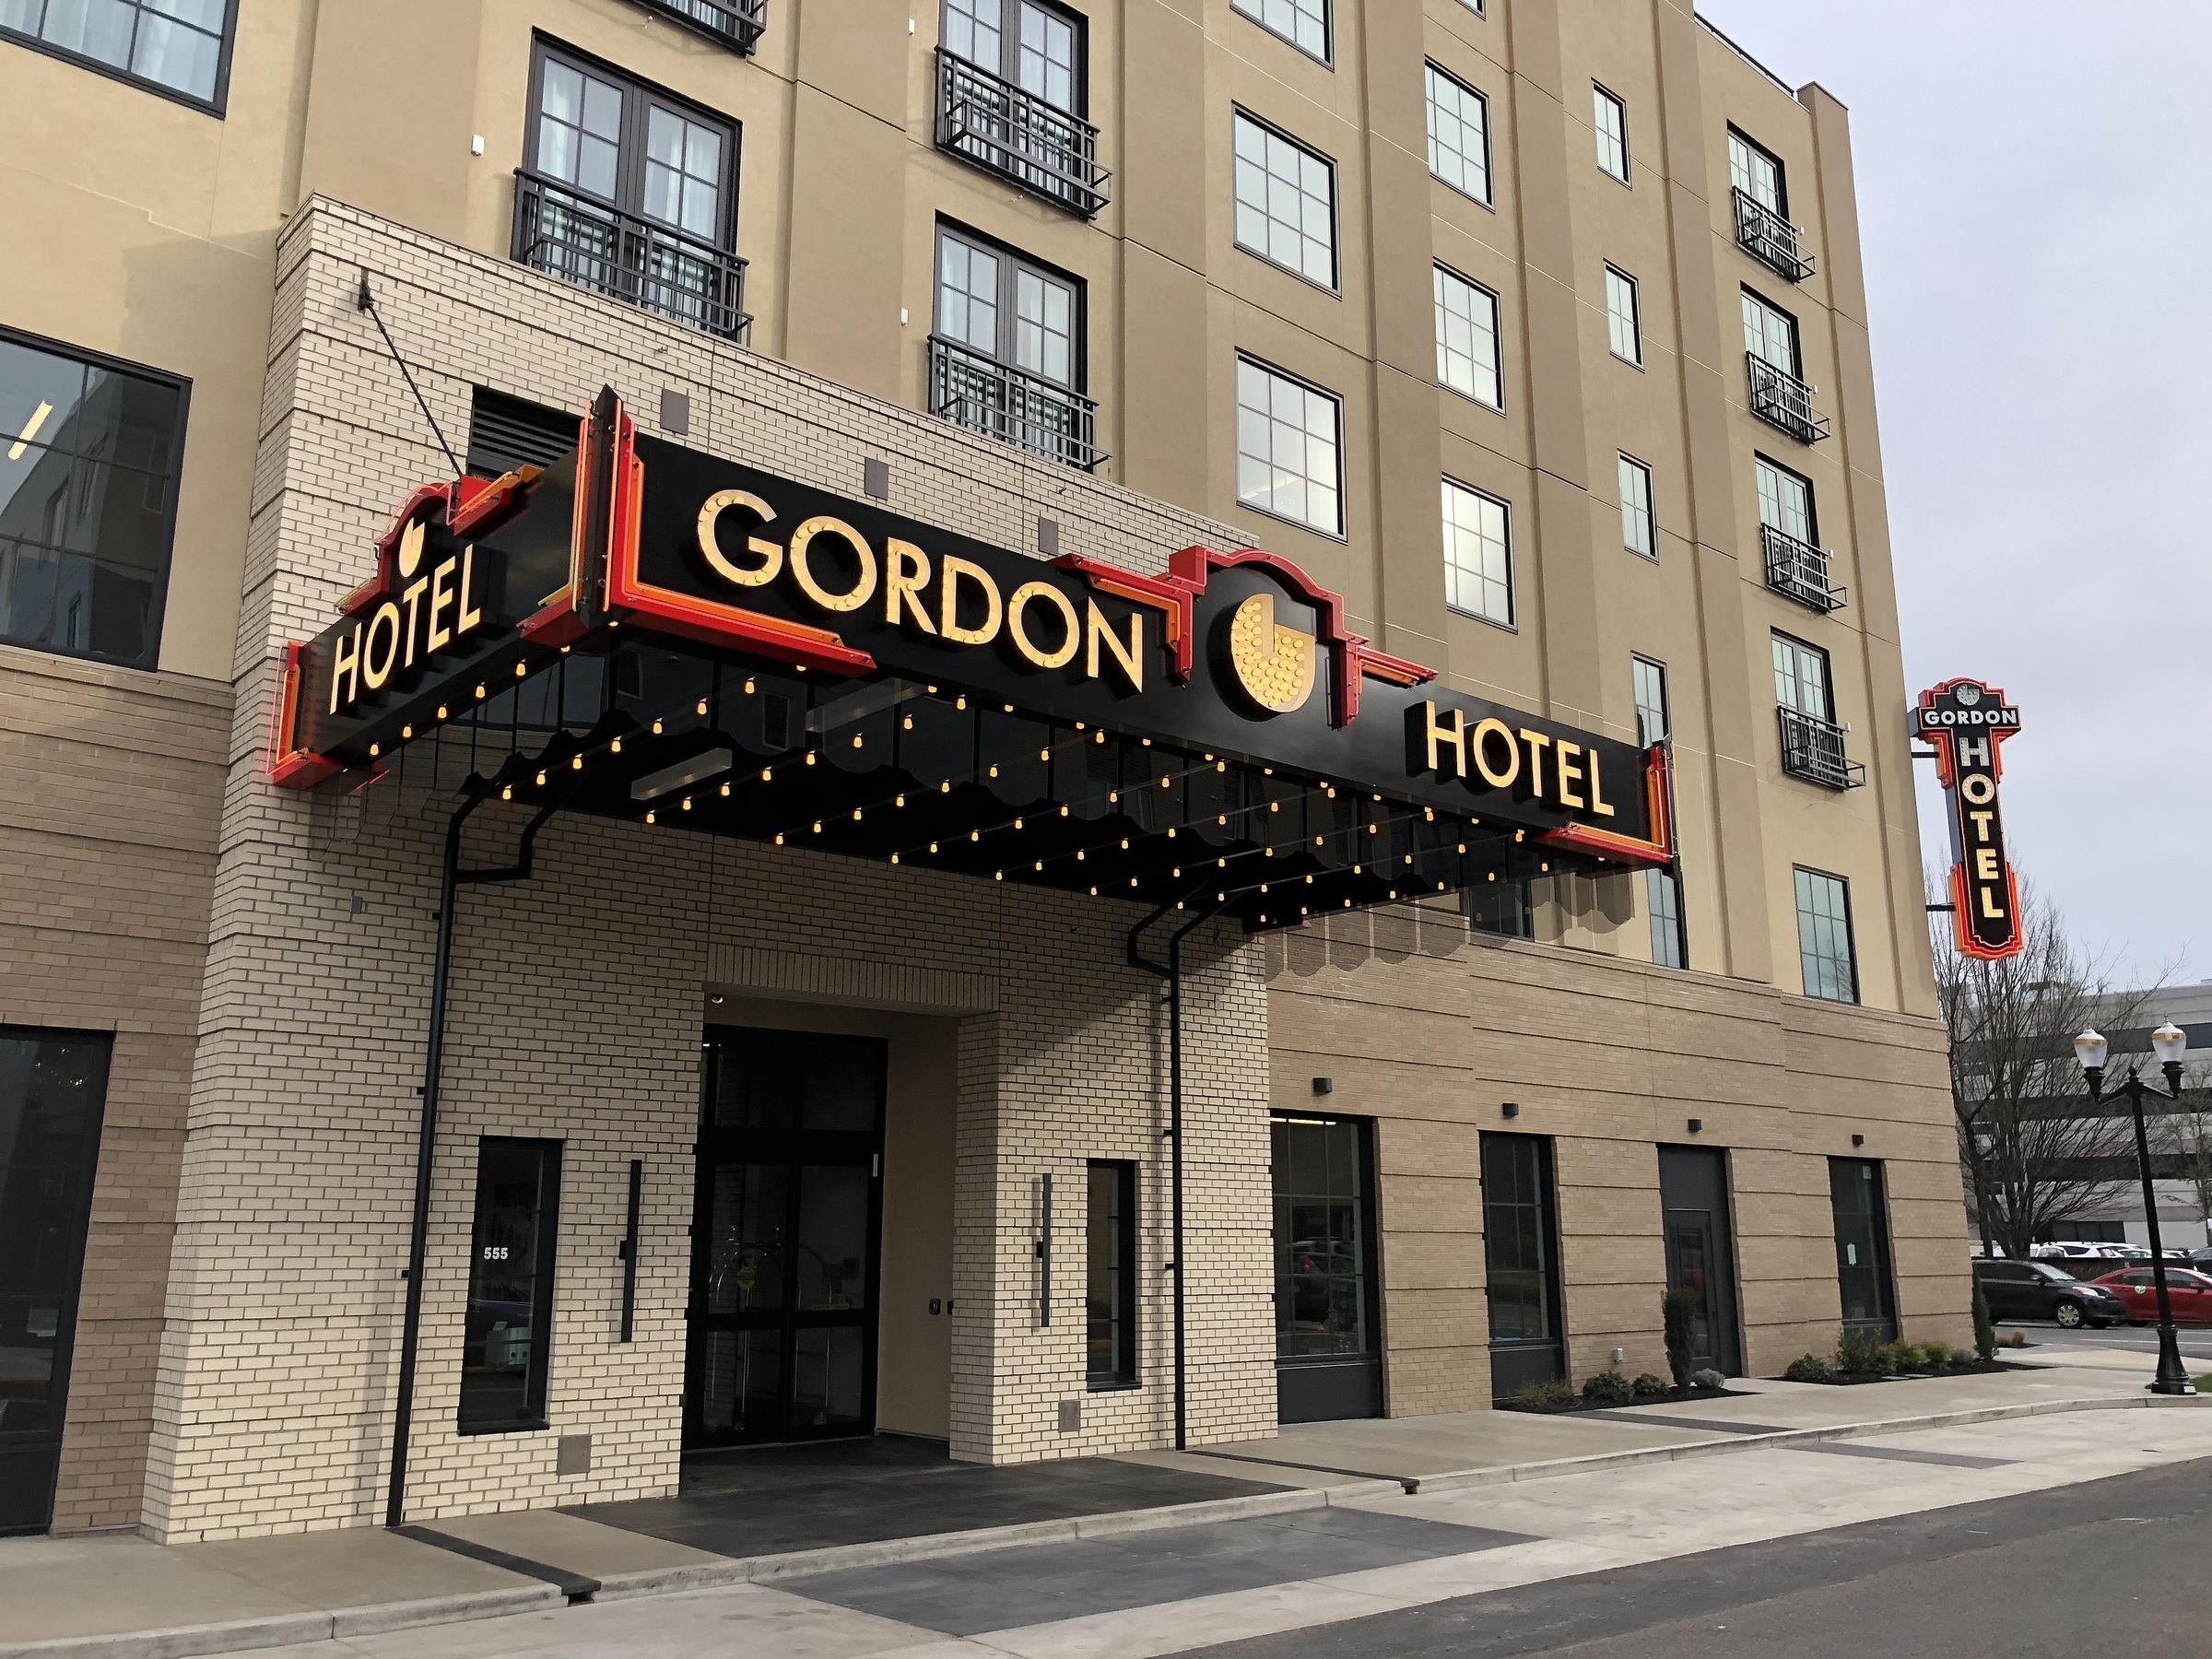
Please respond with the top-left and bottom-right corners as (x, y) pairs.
(1914, 678), (2024, 959)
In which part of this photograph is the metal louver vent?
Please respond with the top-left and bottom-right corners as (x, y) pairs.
(466, 388), (579, 478)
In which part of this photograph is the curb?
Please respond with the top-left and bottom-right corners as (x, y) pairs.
(8, 1394), (2198, 1658)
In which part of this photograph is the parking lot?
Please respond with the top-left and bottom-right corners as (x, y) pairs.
(2005, 1322), (2212, 1363)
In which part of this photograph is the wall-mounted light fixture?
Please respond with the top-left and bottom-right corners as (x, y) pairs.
(1312, 1077), (1334, 1096)
(1851, 1133), (1865, 1147)
(1501, 1101), (1520, 1119)
(1686, 1117), (1703, 1135)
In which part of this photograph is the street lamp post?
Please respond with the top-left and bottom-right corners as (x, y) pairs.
(2074, 1024), (2197, 1396)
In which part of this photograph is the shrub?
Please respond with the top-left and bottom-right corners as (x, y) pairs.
(1514, 1377), (1575, 1408)
(1690, 1368), (1725, 1391)
(1631, 1372), (1670, 1399)
(1661, 1288), (1700, 1388)
(1783, 1353), (1834, 1383)
(1972, 1281), (1998, 1362)
(1884, 1341), (1926, 1372)
(1582, 1368), (1636, 1406)
(1836, 1327), (1884, 1375)
(1919, 1339), (1954, 1370)
(1999, 1328), (2028, 1349)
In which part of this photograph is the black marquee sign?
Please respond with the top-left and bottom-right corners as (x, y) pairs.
(1914, 677), (2023, 959)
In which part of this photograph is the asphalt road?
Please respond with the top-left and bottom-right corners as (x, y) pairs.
(2007, 1320), (2212, 1362)
(1182, 1456), (2212, 1659)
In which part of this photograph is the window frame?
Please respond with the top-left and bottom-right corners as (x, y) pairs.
(1423, 60), (1494, 207)
(1441, 474), (1515, 629)
(1234, 353), (1346, 539)
(1754, 452), (1818, 545)
(940, 0), (1091, 116)
(0, 0), (239, 116)
(1593, 83), (1630, 183)
(1478, 1131), (1564, 1348)
(524, 36), (742, 255)
(1084, 1159), (1139, 1389)
(1793, 865), (1860, 1006)
(0, 323), (191, 674)
(457, 1135), (565, 1436)
(1466, 875), (1534, 938)
(1740, 285), (1803, 378)
(933, 219), (1088, 393)
(1604, 265), (1643, 367)
(1771, 629), (1834, 722)
(1618, 453), (1655, 559)
(1230, 108), (1342, 293)
(1432, 263), (1504, 413)
(1727, 125), (1788, 217)
(1230, 0), (1331, 67)
(1630, 653), (1670, 747)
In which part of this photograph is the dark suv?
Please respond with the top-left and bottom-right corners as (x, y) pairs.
(1974, 1258), (2128, 1328)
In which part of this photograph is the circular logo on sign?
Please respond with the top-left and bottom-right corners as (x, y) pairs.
(396, 514), (429, 581)
(1955, 682), (1983, 707)
(1225, 592), (1317, 715)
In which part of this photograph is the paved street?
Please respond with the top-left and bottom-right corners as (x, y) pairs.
(2012, 1321), (2212, 1363)
(190, 1401), (2212, 1659)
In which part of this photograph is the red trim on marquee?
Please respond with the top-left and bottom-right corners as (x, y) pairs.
(265, 641), (343, 788)
(1949, 859), (2025, 961)
(337, 466), (541, 618)
(1536, 742), (1675, 870)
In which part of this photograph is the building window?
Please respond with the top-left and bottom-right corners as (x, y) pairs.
(1231, 0), (1327, 64)
(1605, 265), (1642, 366)
(1232, 112), (1337, 288)
(1794, 867), (1858, 1004)
(1433, 265), (1502, 410)
(1480, 1133), (1559, 1344)
(1632, 655), (1687, 970)
(1741, 287), (1800, 377)
(459, 1137), (563, 1434)
(1829, 1158), (1898, 1337)
(931, 223), (1100, 468)
(1236, 356), (1342, 535)
(1441, 477), (1512, 626)
(0, 0), (234, 111)
(1728, 128), (1786, 217)
(0, 328), (187, 671)
(1467, 876), (1534, 938)
(1771, 630), (1832, 724)
(1593, 84), (1630, 182)
(1424, 63), (1491, 205)
(935, 0), (1107, 217)
(516, 43), (748, 339)
(1755, 454), (1816, 546)
(1085, 1160), (1136, 1387)
(1618, 453), (1654, 558)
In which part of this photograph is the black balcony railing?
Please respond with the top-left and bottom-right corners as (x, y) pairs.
(1761, 523), (1847, 614)
(930, 335), (1106, 471)
(935, 50), (1111, 218)
(629, 0), (766, 53)
(513, 171), (751, 343)
(1732, 188), (1814, 282)
(1746, 354), (1830, 444)
(1777, 706), (1865, 791)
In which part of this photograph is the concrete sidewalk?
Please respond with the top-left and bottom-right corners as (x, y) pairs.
(2, 1359), (2195, 1659)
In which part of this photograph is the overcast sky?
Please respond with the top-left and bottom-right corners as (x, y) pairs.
(1695, 1), (2212, 991)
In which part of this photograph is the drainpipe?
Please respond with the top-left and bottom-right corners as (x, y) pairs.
(385, 783), (571, 1528)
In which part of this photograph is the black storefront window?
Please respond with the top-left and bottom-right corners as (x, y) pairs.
(1480, 1131), (1566, 1396)
(459, 1138), (562, 1434)
(1829, 1157), (1898, 1339)
(1466, 875), (1534, 938)
(1085, 1160), (1136, 1388)
(0, 1028), (111, 1535)
(0, 328), (187, 670)
(0, 0), (236, 113)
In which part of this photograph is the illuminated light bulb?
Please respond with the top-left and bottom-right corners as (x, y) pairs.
(1404, 854), (1414, 865)
(401, 724), (413, 739)
(812, 820), (823, 834)
(775, 832), (785, 845)
(971, 830), (981, 842)
(1088, 886), (1099, 896)
(1514, 830), (1524, 842)
(761, 767), (773, 782)
(1076, 850), (1086, 862)
(1217, 857), (1227, 868)
(500, 785), (512, 801)
(1390, 889), (1398, 900)
(1141, 737), (1152, 747)
(1159, 775), (1171, 789)
(805, 752), (818, 767)
(1367, 823), (1377, 835)
(1423, 807), (1434, 821)
(1300, 907), (1309, 917)
(744, 677), (755, 694)
(720, 782), (731, 797)
(1353, 863), (1363, 874)
(1268, 801), (1279, 813)
(1260, 882), (1270, 894)
(1120, 838), (1130, 850)
(928, 841), (940, 854)
(1014, 817), (1025, 830)
(1541, 861), (1550, 872)
(940, 779), (951, 793)
(890, 853), (901, 865)
(1263, 767), (1273, 777)
(476, 684), (487, 700)
(1092, 730), (1105, 745)
(369, 743), (381, 759)
(989, 764), (999, 778)
(436, 704), (448, 720)
(1006, 704), (1015, 714)
(515, 663), (528, 678)
(928, 685), (939, 694)
(1171, 866), (1181, 877)
(895, 794), (906, 807)
(1217, 892), (1227, 902)
(956, 695), (968, 710)
(653, 720), (664, 735)
(853, 735), (864, 748)
(1167, 827), (1177, 839)
(1436, 882), (1447, 891)
(1077, 722), (1086, 731)
(1218, 815), (1228, 827)
(1456, 842), (1467, 853)
(1487, 871), (1497, 882)
(994, 870), (1004, 881)
(1343, 899), (1352, 908)
(1215, 760), (1226, 773)
(1127, 877), (1137, 888)
(1059, 805), (1069, 818)
(535, 771), (547, 787)
(1305, 875), (1313, 884)
(611, 738), (623, 754)
(1264, 848), (1275, 858)
(571, 756), (583, 771)
(1039, 748), (1049, 761)
(608, 619), (620, 629)
(1109, 790), (1121, 804)
(902, 715), (912, 730)
(1034, 861), (1044, 872)
(696, 700), (709, 715)
(645, 809), (656, 823)
(853, 808), (863, 822)
(560, 645), (571, 655)
(681, 797), (693, 812)
(1176, 901), (1186, 912)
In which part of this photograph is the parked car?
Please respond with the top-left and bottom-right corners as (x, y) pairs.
(1972, 1258), (2129, 1328)
(2088, 1267), (2212, 1324)
(2030, 1241), (2106, 1260)
(2184, 1248), (2212, 1272)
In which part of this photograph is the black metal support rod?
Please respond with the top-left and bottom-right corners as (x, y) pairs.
(357, 275), (464, 480)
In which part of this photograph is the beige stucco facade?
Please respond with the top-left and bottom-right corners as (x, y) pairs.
(0, 0), (1967, 1540)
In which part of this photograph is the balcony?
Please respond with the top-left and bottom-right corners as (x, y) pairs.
(930, 335), (1106, 471)
(1732, 188), (1815, 282)
(512, 171), (751, 343)
(629, 0), (766, 54)
(1746, 354), (1830, 444)
(1777, 707), (1865, 791)
(935, 50), (1111, 218)
(1761, 524), (1847, 614)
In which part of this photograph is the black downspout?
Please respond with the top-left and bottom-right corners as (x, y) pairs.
(385, 785), (571, 1529)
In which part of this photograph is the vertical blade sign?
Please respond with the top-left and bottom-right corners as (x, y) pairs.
(1913, 678), (2023, 959)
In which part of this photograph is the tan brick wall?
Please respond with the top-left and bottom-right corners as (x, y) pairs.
(0, 643), (229, 1530)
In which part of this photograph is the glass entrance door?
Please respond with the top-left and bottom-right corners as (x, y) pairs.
(1829, 1158), (1899, 1340)
(0, 1029), (111, 1535)
(1658, 1145), (1743, 1377)
(1271, 1112), (1382, 1423)
(688, 1028), (885, 1447)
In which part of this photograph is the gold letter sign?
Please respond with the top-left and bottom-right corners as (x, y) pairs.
(1913, 677), (2023, 959)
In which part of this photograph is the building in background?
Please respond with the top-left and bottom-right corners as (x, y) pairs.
(0, 0), (1967, 1541)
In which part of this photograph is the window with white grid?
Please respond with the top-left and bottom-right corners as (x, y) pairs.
(1232, 112), (1337, 288)
(1594, 85), (1630, 182)
(1231, 0), (1328, 63)
(1433, 265), (1501, 409)
(1618, 453), (1654, 558)
(1441, 477), (1512, 626)
(1425, 63), (1491, 204)
(1605, 265), (1641, 365)
(1236, 357), (1342, 535)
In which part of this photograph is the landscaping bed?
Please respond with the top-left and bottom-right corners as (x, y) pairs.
(1499, 1379), (1757, 1415)
(1775, 1334), (2031, 1386)
(1773, 1357), (2033, 1386)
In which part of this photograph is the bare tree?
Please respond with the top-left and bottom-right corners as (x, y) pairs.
(1936, 879), (2164, 1260)
(2154, 1060), (2212, 1250)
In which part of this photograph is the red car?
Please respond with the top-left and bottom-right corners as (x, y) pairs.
(2088, 1267), (2212, 1324)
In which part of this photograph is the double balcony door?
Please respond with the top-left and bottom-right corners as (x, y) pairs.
(687, 1028), (885, 1448)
